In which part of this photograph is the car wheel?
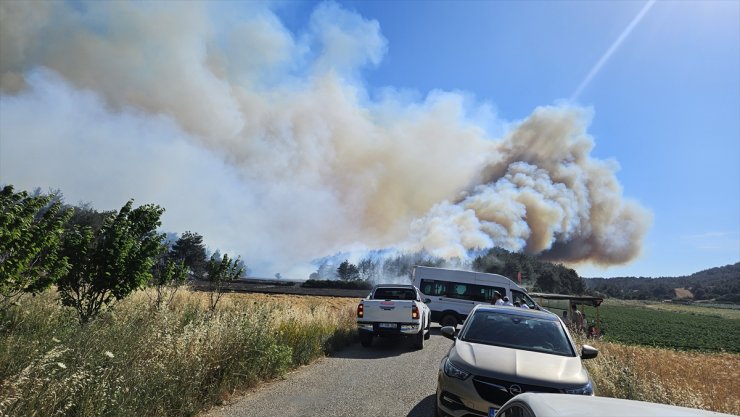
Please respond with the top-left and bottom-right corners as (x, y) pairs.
(433, 391), (444, 417)
(424, 317), (432, 340)
(359, 332), (373, 348)
(440, 313), (458, 328)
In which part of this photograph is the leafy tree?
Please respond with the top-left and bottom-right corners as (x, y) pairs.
(65, 201), (114, 233)
(337, 260), (360, 281)
(358, 258), (379, 282)
(0, 185), (72, 309)
(171, 231), (207, 279)
(57, 200), (165, 323)
(148, 247), (188, 310)
(205, 252), (244, 312)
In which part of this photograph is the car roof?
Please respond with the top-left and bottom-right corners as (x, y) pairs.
(508, 393), (736, 417)
(471, 305), (560, 321)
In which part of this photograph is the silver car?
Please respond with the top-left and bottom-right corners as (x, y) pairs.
(496, 393), (736, 417)
(435, 305), (598, 417)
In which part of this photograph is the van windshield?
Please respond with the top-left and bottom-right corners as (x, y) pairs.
(459, 310), (575, 357)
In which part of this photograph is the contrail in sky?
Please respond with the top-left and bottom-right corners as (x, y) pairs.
(570, 0), (656, 101)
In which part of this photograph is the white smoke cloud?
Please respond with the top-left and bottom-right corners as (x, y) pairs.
(0, 1), (651, 276)
(406, 106), (652, 265)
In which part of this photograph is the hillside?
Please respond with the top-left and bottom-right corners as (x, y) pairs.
(585, 263), (740, 303)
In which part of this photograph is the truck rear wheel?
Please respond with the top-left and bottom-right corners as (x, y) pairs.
(360, 332), (373, 347)
(414, 323), (425, 350)
(424, 319), (431, 340)
(440, 313), (458, 328)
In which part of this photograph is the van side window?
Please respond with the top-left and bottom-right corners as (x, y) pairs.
(512, 290), (536, 308)
(449, 283), (468, 299)
(481, 286), (506, 302)
(420, 280), (447, 296)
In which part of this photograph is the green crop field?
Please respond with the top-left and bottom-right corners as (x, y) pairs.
(580, 301), (740, 353)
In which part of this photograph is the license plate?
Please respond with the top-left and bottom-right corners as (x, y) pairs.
(489, 407), (497, 417)
(379, 323), (396, 328)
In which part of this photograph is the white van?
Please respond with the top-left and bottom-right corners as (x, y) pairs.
(411, 266), (539, 327)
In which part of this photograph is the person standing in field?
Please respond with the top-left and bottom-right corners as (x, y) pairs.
(572, 303), (584, 332)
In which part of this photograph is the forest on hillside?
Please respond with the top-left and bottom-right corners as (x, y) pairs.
(585, 263), (740, 303)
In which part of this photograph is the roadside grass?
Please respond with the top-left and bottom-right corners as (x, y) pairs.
(0, 290), (358, 417)
(575, 334), (740, 415)
(6, 289), (738, 416)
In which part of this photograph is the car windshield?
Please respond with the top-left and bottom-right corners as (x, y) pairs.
(459, 310), (575, 356)
(373, 288), (417, 300)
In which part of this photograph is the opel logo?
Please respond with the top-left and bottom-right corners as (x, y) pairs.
(508, 384), (522, 396)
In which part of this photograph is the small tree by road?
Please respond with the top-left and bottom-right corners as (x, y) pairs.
(57, 200), (165, 324)
(149, 247), (188, 310)
(205, 253), (244, 312)
(0, 185), (72, 309)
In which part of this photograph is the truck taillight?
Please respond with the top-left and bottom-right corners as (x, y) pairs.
(412, 304), (419, 319)
(357, 303), (364, 318)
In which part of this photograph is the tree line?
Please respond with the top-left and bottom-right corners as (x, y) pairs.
(0, 185), (245, 323)
(307, 247), (589, 295)
(585, 263), (740, 303)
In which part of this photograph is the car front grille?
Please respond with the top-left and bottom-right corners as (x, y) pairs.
(472, 375), (560, 406)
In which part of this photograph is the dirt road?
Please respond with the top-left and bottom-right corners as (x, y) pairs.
(204, 327), (453, 417)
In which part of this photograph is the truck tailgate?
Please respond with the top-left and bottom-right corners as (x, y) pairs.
(361, 300), (415, 323)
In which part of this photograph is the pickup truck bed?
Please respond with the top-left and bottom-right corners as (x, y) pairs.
(357, 285), (431, 349)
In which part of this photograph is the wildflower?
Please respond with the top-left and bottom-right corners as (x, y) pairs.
(57, 362), (67, 369)
(104, 351), (115, 358)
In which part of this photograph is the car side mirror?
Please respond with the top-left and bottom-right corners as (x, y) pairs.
(440, 326), (456, 340)
(424, 298), (432, 304)
(581, 344), (599, 359)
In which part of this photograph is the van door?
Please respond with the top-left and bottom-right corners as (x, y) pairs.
(419, 279), (478, 322)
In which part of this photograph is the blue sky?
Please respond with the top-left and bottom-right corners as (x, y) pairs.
(1, 0), (737, 278)
(277, 0), (740, 277)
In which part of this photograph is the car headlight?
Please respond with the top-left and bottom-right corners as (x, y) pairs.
(564, 380), (594, 395)
(443, 358), (471, 380)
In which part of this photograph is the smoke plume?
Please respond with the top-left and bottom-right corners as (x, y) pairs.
(0, 1), (651, 275)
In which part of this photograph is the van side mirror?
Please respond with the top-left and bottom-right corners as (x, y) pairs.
(440, 326), (456, 340)
(424, 298), (432, 304)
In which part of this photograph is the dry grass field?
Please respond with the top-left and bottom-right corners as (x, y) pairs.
(3, 289), (738, 416)
(642, 301), (740, 320)
(0, 289), (359, 417)
(579, 335), (740, 414)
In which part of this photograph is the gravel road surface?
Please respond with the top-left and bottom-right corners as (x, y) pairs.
(204, 327), (453, 417)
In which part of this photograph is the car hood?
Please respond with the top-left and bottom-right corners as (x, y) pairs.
(451, 340), (589, 387)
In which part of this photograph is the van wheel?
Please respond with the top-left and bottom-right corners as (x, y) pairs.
(360, 332), (373, 347)
(440, 314), (458, 328)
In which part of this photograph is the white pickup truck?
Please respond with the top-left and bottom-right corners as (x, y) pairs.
(356, 284), (432, 349)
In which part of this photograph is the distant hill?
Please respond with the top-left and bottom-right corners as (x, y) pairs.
(584, 262), (740, 303)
